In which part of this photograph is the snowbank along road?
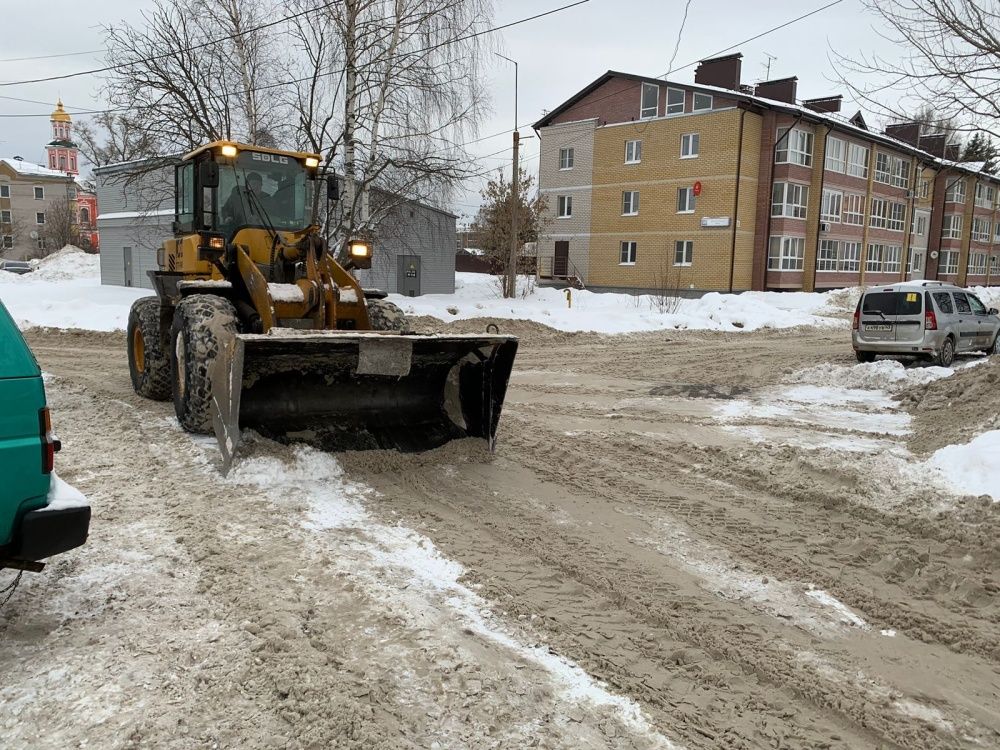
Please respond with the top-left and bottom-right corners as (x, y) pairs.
(2, 317), (999, 749)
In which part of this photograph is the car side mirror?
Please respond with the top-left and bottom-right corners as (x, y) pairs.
(990, 308), (999, 315)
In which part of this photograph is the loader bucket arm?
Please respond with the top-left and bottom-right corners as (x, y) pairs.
(210, 332), (518, 473)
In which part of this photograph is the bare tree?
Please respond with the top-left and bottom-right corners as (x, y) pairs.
(835, 2), (1000, 141)
(39, 198), (82, 254)
(470, 167), (547, 283)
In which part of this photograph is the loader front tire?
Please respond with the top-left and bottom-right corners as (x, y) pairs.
(366, 299), (406, 331)
(170, 294), (239, 434)
(128, 296), (172, 401)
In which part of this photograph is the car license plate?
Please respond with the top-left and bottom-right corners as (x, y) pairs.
(865, 324), (892, 332)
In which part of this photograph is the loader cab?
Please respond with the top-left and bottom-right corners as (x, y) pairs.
(174, 142), (321, 242)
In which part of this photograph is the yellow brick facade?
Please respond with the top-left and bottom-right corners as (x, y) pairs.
(587, 107), (761, 292)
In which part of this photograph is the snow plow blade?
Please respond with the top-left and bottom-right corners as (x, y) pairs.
(211, 332), (518, 473)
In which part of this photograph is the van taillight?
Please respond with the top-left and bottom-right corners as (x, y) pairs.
(925, 309), (937, 330)
(38, 408), (60, 474)
(852, 308), (860, 330)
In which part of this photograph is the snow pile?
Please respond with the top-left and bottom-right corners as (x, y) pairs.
(970, 286), (1000, 311)
(43, 471), (90, 511)
(926, 431), (1000, 501)
(391, 273), (846, 334)
(0, 246), (147, 331)
(786, 360), (956, 392)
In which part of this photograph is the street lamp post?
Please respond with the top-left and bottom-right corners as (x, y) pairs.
(496, 53), (519, 298)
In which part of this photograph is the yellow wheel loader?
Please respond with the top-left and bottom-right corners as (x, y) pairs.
(126, 141), (517, 472)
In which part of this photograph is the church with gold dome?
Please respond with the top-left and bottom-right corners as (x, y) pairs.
(0, 100), (99, 258)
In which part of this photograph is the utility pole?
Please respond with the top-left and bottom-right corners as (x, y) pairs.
(497, 53), (518, 298)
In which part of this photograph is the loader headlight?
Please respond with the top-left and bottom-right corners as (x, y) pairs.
(304, 157), (320, 168)
(208, 236), (225, 250)
(220, 144), (238, 158)
(349, 241), (371, 259)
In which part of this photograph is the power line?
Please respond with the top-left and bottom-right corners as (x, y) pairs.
(0, 0), (590, 90)
(0, 49), (103, 64)
(665, 0), (694, 77)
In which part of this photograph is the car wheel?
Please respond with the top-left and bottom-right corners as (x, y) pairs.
(855, 350), (876, 363)
(366, 298), (407, 331)
(936, 337), (956, 368)
(170, 295), (239, 434)
(127, 297), (172, 401)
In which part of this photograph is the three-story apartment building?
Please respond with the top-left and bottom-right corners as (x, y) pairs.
(535, 53), (1000, 293)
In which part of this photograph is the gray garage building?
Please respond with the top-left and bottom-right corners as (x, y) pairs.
(95, 158), (457, 295)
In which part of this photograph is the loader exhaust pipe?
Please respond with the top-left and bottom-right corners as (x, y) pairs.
(211, 332), (518, 474)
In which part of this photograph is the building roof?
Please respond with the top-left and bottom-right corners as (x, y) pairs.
(51, 99), (71, 123)
(533, 70), (1000, 186)
(0, 157), (74, 179)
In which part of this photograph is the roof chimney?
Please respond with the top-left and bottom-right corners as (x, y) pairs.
(694, 53), (743, 91)
(755, 77), (798, 104)
(919, 133), (946, 158)
(884, 122), (921, 147)
(802, 95), (842, 114)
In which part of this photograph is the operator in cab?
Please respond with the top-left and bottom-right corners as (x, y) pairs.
(221, 171), (274, 230)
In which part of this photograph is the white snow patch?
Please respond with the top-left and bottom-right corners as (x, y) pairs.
(42, 471), (89, 511)
(881, 629), (897, 637)
(339, 288), (359, 304)
(391, 273), (845, 334)
(268, 282), (305, 303)
(804, 589), (869, 630)
(925, 430), (1000, 501)
(786, 360), (955, 392)
(224, 445), (678, 747)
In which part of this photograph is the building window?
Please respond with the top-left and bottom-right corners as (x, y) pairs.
(887, 202), (906, 232)
(768, 236), (805, 271)
(80, 207), (90, 225)
(1, 235), (12, 249)
(825, 136), (846, 173)
(692, 93), (712, 112)
(968, 252), (988, 275)
(557, 196), (572, 218)
(622, 190), (639, 216)
(620, 240), (637, 265)
(972, 216), (991, 242)
(640, 83), (659, 119)
(680, 133), (699, 158)
(0, 185), (8, 198)
(70, 157), (76, 171)
(939, 250), (959, 274)
(775, 128), (813, 166)
(942, 214), (963, 239)
(0, 210), (10, 224)
(666, 87), (684, 115)
(918, 178), (930, 199)
(884, 245), (902, 273)
(866, 243), (885, 273)
(771, 182), (809, 219)
(869, 198), (888, 229)
(36, 238), (46, 251)
(676, 187), (695, 213)
(842, 193), (865, 225)
(559, 147), (574, 170)
(821, 189), (842, 222)
(945, 179), (965, 203)
(625, 140), (641, 164)
(911, 211), (928, 237)
(818, 239), (839, 271)
(674, 240), (693, 267)
(33, 186), (44, 200)
(891, 158), (910, 188)
(975, 182), (995, 208)
(991, 254), (1000, 274)
(68, 187), (77, 199)
(847, 143), (869, 178)
(35, 212), (45, 225)
(874, 152), (891, 184)
(840, 241), (861, 272)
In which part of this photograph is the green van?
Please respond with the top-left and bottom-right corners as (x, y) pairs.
(0, 297), (89, 572)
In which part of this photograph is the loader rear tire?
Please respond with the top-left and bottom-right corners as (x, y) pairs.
(128, 296), (172, 401)
(170, 294), (239, 434)
(366, 299), (406, 331)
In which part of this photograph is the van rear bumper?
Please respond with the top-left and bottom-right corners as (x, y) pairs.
(12, 505), (91, 562)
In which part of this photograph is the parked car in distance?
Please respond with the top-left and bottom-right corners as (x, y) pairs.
(852, 281), (1000, 366)
(0, 296), (89, 573)
(0, 260), (32, 275)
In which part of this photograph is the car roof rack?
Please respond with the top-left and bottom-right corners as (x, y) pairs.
(920, 281), (945, 287)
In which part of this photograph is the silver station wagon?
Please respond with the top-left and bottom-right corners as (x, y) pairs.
(852, 281), (1000, 366)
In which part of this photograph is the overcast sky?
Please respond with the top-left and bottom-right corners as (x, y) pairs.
(0, 0), (891, 220)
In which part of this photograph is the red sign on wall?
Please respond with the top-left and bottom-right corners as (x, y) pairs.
(693, 181), (702, 196)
